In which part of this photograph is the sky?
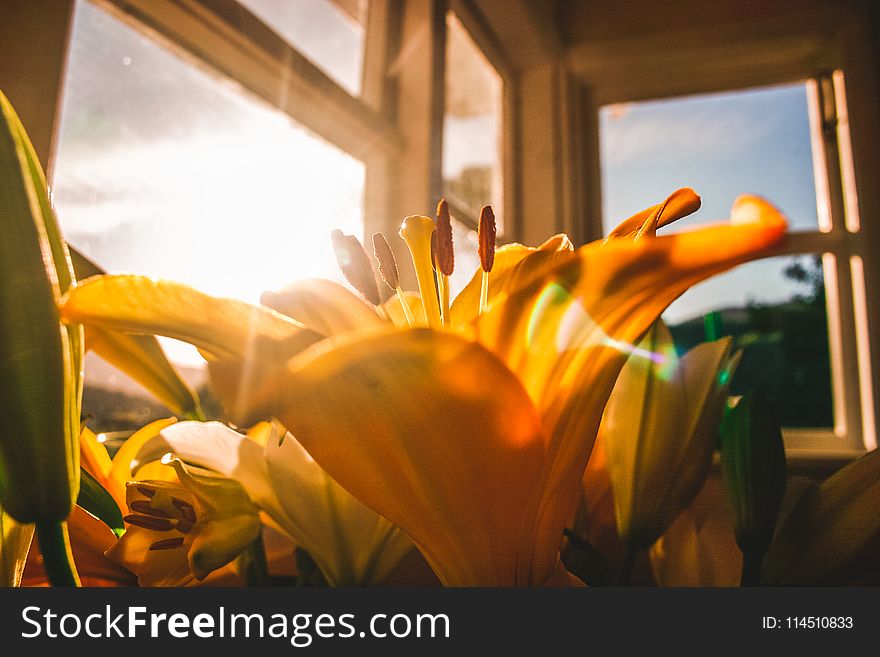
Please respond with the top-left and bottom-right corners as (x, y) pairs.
(600, 83), (823, 324)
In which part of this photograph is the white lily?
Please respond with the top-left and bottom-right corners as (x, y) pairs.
(134, 421), (414, 586)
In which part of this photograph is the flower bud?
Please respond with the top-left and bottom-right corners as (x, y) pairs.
(0, 91), (81, 522)
(720, 390), (786, 558)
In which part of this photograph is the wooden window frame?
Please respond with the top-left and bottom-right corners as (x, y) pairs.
(569, 13), (880, 456)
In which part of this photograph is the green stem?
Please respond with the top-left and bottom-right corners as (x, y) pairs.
(35, 520), (80, 587)
(619, 545), (639, 586)
(740, 551), (763, 587)
(242, 532), (270, 587)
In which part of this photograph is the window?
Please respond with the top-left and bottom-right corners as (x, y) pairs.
(599, 78), (875, 451)
(237, 0), (368, 96)
(51, 0), (377, 430)
(442, 8), (506, 295)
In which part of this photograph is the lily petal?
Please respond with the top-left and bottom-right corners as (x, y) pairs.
(606, 188), (702, 239)
(261, 278), (384, 336)
(763, 448), (880, 584)
(135, 421), (277, 522)
(109, 417), (178, 509)
(264, 435), (413, 586)
(169, 460), (262, 581)
(60, 275), (323, 362)
(233, 328), (549, 585)
(449, 233), (574, 326)
(605, 327), (736, 548)
(474, 194), (785, 581)
(87, 327), (203, 419)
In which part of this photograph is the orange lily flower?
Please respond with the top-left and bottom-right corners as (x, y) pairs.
(59, 192), (786, 585)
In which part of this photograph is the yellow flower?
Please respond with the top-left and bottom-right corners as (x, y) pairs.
(602, 320), (742, 550)
(60, 191), (787, 585)
(762, 448), (880, 585)
(133, 420), (414, 586)
(107, 463), (262, 586)
(648, 478), (742, 586)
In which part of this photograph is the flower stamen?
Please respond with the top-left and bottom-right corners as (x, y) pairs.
(435, 199), (454, 325)
(136, 485), (157, 498)
(478, 205), (496, 315)
(399, 215), (442, 327)
(124, 514), (174, 531)
(331, 230), (381, 307)
(373, 232), (415, 327)
(149, 537), (185, 551)
(129, 500), (174, 518)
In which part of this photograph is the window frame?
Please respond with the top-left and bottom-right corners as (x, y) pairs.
(570, 15), (879, 455)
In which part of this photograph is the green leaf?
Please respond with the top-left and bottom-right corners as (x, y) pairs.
(76, 469), (125, 537)
(0, 89), (79, 522)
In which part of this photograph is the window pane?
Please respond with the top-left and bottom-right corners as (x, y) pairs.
(599, 84), (833, 428)
(449, 217), (480, 298)
(666, 255), (833, 428)
(54, 1), (364, 427)
(237, 0), (367, 96)
(443, 11), (504, 231)
(600, 83), (819, 233)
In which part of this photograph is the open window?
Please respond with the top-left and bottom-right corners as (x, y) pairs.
(598, 75), (874, 452)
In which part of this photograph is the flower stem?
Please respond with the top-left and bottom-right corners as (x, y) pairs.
(242, 532), (270, 587)
(619, 545), (639, 586)
(35, 520), (80, 587)
(740, 551), (763, 587)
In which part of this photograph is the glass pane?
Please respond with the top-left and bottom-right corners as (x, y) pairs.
(599, 84), (833, 428)
(443, 11), (504, 231)
(54, 1), (365, 428)
(600, 83), (819, 233)
(666, 255), (833, 428)
(238, 0), (367, 96)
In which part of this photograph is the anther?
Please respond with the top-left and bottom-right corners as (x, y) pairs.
(435, 199), (454, 276)
(149, 537), (185, 551)
(129, 500), (174, 518)
(124, 514), (174, 531)
(135, 485), (157, 498)
(331, 229), (381, 306)
(478, 205), (496, 273)
(372, 233), (399, 290)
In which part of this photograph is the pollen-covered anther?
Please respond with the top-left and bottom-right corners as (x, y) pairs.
(435, 198), (454, 276)
(331, 229), (381, 306)
(124, 514), (174, 531)
(129, 500), (174, 518)
(135, 485), (157, 498)
(149, 537), (185, 551)
(478, 205), (497, 273)
(372, 232), (399, 290)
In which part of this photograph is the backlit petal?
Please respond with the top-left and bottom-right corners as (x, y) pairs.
(60, 275), (323, 362)
(229, 328), (548, 585)
(261, 278), (383, 336)
(109, 417), (178, 509)
(264, 435), (413, 586)
(449, 233), (575, 326)
(474, 194), (786, 581)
